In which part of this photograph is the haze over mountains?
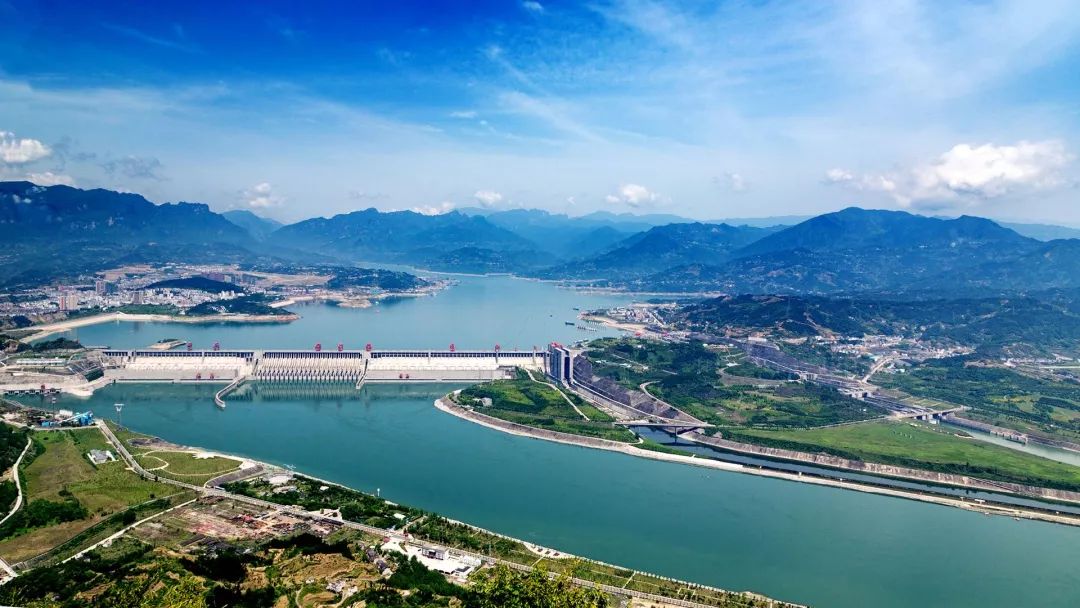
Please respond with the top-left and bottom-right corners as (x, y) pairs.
(3, 181), (1079, 297)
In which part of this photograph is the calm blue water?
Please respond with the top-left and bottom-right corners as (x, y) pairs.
(43, 381), (1080, 608)
(63, 275), (632, 350)
(40, 275), (1080, 607)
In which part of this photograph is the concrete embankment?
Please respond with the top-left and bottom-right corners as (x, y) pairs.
(682, 431), (1080, 505)
(434, 398), (1080, 527)
(434, 398), (741, 470)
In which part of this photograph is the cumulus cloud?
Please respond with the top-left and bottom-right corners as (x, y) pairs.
(26, 172), (75, 186)
(826, 140), (1072, 208)
(0, 131), (51, 164)
(715, 172), (747, 192)
(449, 110), (478, 119)
(473, 190), (504, 207)
(412, 201), (456, 216)
(102, 155), (165, 180)
(243, 182), (285, 208)
(522, 1), (544, 14)
(607, 183), (660, 208)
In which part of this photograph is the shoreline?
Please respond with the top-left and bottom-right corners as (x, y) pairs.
(433, 397), (1080, 528)
(22, 311), (300, 343)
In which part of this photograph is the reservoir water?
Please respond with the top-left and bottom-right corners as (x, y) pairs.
(42, 276), (1080, 607)
(61, 275), (634, 350)
(50, 382), (1080, 608)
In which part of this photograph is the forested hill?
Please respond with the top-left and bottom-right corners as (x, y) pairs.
(631, 208), (1079, 295)
(676, 292), (1080, 355)
(4, 181), (1079, 297)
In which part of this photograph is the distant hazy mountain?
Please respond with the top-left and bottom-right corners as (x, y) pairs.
(272, 208), (544, 272)
(0, 181), (269, 287)
(736, 207), (1029, 258)
(458, 208), (799, 255)
(1000, 221), (1080, 241)
(709, 215), (810, 228)
(537, 222), (779, 280)
(7, 182), (1077, 296)
(223, 209), (283, 241)
(472, 209), (637, 257)
(638, 208), (1079, 295)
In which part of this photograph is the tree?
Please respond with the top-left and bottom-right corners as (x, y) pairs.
(473, 565), (608, 608)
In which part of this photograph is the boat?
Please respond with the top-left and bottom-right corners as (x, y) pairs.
(564, 321), (576, 326)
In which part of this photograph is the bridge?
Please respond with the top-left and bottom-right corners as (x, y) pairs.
(613, 419), (712, 430)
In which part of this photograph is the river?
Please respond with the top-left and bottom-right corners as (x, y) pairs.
(59, 275), (634, 350)
(45, 382), (1080, 608)
(41, 275), (1080, 607)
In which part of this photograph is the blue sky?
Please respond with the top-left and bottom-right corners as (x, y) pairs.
(1, 0), (1079, 223)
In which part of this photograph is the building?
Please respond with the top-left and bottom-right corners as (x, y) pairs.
(94, 279), (108, 295)
(547, 343), (575, 385)
(87, 449), (115, 464)
(132, 290), (145, 305)
(57, 293), (79, 311)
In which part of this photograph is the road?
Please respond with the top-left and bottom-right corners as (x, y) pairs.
(0, 437), (32, 530)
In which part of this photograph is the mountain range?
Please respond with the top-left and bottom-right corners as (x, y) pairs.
(2, 181), (1079, 297)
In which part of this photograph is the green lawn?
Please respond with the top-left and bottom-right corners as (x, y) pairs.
(106, 422), (242, 485)
(458, 371), (636, 442)
(136, 451), (241, 486)
(727, 420), (1080, 491)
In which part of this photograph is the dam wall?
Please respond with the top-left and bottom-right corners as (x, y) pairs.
(97, 348), (545, 383)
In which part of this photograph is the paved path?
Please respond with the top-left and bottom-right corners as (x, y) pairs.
(61, 498), (198, 564)
(524, 368), (589, 420)
(0, 437), (33, 529)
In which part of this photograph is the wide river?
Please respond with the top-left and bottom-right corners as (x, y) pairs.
(46, 276), (1080, 607)
(62, 275), (633, 350)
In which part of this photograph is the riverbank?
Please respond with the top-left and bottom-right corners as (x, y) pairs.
(22, 311), (301, 343)
(434, 397), (1080, 527)
(99, 419), (802, 608)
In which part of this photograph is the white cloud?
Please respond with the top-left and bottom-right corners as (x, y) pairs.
(473, 189), (504, 207)
(26, 171), (74, 186)
(243, 182), (285, 208)
(449, 110), (478, 119)
(826, 140), (1072, 208)
(522, 1), (544, 14)
(0, 131), (51, 164)
(412, 201), (455, 215)
(824, 168), (855, 184)
(716, 172), (747, 192)
(607, 183), (660, 208)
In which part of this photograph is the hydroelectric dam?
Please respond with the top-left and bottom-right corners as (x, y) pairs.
(96, 347), (548, 406)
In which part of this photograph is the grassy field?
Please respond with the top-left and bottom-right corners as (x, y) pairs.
(457, 370), (636, 442)
(880, 358), (1080, 442)
(107, 421), (243, 486)
(0, 428), (165, 563)
(726, 420), (1080, 491)
(136, 451), (242, 486)
(587, 338), (883, 428)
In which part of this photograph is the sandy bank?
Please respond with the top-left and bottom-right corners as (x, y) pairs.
(23, 311), (299, 343)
